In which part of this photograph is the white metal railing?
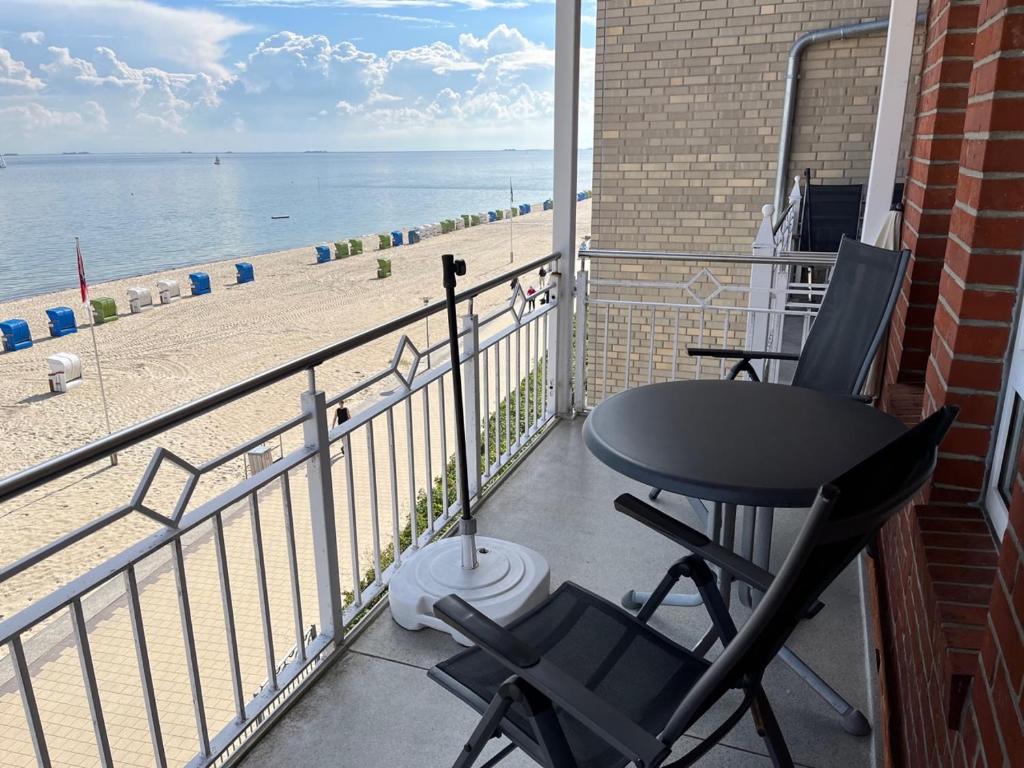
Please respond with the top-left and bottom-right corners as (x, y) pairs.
(573, 180), (838, 409)
(0, 253), (560, 768)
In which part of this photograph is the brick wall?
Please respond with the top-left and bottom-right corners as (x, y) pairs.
(877, 0), (1024, 766)
(591, 0), (924, 254)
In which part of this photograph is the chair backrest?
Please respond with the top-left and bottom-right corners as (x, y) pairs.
(662, 405), (958, 740)
(792, 235), (909, 395)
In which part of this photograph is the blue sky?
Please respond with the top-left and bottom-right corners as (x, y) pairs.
(0, 0), (595, 153)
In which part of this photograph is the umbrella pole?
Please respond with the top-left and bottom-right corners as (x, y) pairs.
(441, 253), (478, 570)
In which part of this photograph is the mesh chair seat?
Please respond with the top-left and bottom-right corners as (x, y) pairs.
(431, 582), (709, 768)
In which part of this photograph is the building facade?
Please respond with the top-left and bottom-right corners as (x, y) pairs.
(591, 0), (1024, 765)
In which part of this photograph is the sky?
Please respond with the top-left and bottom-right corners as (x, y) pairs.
(0, 0), (596, 153)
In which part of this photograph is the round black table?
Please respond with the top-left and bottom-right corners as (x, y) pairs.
(582, 379), (905, 736)
(583, 379), (905, 508)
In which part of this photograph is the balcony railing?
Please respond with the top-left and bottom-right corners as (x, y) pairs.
(0, 179), (842, 768)
(0, 253), (560, 768)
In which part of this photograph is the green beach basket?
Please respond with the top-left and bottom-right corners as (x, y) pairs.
(441, 219), (455, 234)
(471, 214), (481, 226)
(90, 297), (118, 325)
(377, 258), (392, 279)
(378, 234), (391, 250)
(461, 214), (471, 228)
(334, 241), (350, 259)
(348, 238), (363, 256)
(495, 209), (504, 221)
(510, 207), (519, 218)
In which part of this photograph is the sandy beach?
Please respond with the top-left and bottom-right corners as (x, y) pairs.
(0, 201), (589, 613)
(0, 202), (589, 767)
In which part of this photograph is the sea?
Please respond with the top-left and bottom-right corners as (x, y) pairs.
(0, 150), (593, 302)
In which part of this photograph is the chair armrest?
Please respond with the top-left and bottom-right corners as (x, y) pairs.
(687, 347), (800, 362)
(433, 595), (670, 767)
(614, 494), (775, 594)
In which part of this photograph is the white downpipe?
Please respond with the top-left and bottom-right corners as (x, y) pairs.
(550, 0), (581, 416)
(863, 0), (918, 244)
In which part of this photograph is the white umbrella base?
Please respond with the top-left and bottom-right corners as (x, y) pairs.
(388, 536), (550, 645)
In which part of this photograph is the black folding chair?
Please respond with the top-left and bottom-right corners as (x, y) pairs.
(687, 234), (909, 394)
(428, 406), (956, 768)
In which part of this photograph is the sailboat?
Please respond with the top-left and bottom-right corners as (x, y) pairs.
(0, 153), (7, 169)
(214, 155), (221, 166)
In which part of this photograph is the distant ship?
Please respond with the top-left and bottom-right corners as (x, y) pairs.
(214, 155), (221, 166)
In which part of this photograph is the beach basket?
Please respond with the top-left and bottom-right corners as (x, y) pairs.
(391, 230), (403, 247)
(377, 258), (392, 279)
(47, 352), (82, 393)
(315, 245), (332, 264)
(378, 234), (391, 250)
(441, 219), (454, 234)
(510, 206), (519, 218)
(519, 203), (531, 215)
(488, 211), (498, 223)
(90, 297), (119, 324)
(584, 190), (592, 199)
(461, 214), (471, 228)
(46, 307), (77, 337)
(348, 238), (363, 256)
(470, 214), (481, 227)
(189, 273), (211, 296)
(0, 318), (32, 351)
(407, 229), (421, 245)
(235, 262), (254, 284)
(127, 287), (154, 313)
(543, 199), (553, 210)
(334, 241), (350, 259)
(157, 280), (181, 304)
(496, 209), (504, 221)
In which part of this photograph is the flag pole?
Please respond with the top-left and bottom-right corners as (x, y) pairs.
(77, 236), (117, 467)
(508, 176), (514, 264)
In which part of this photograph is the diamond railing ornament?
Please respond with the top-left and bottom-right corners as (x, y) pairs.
(390, 334), (422, 390)
(684, 268), (724, 305)
(129, 447), (202, 527)
(509, 282), (529, 324)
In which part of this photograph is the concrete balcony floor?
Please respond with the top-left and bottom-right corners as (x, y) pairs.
(241, 419), (877, 768)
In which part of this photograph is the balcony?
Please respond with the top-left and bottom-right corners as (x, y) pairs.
(0, 205), (866, 768)
(238, 418), (878, 768)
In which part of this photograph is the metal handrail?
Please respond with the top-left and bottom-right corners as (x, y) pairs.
(581, 247), (837, 266)
(0, 252), (560, 504)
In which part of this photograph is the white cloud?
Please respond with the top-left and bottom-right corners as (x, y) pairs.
(0, 48), (45, 90)
(19, 31), (45, 45)
(7, 0), (249, 77)
(0, 101), (98, 130)
(367, 14), (454, 28)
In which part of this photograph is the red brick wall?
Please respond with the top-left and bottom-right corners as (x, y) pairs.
(877, 0), (1024, 766)
(887, 0), (980, 387)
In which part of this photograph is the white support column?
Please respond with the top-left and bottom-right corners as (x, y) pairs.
(301, 387), (342, 640)
(549, 0), (582, 417)
(862, 0), (917, 244)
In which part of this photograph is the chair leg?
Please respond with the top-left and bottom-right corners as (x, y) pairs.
(750, 688), (794, 768)
(452, 686), (514, 768)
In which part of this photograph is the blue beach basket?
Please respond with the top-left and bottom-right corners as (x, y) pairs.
(0, 319), (33, 352)
(235, 262), (254, 284)
(315, 245), (332, 264)
(190, 272), (211, 296)
(392, 230), (403, 247)
(46, 307), (77, 337)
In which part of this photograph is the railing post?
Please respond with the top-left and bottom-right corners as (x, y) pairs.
(573, 269), (588, 413)
(301, 380), (342, 641)
(461, 312), (482, 500)
(746, 204), (775, 380)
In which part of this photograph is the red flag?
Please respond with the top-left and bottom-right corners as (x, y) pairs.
(76, 239), (88, 303)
